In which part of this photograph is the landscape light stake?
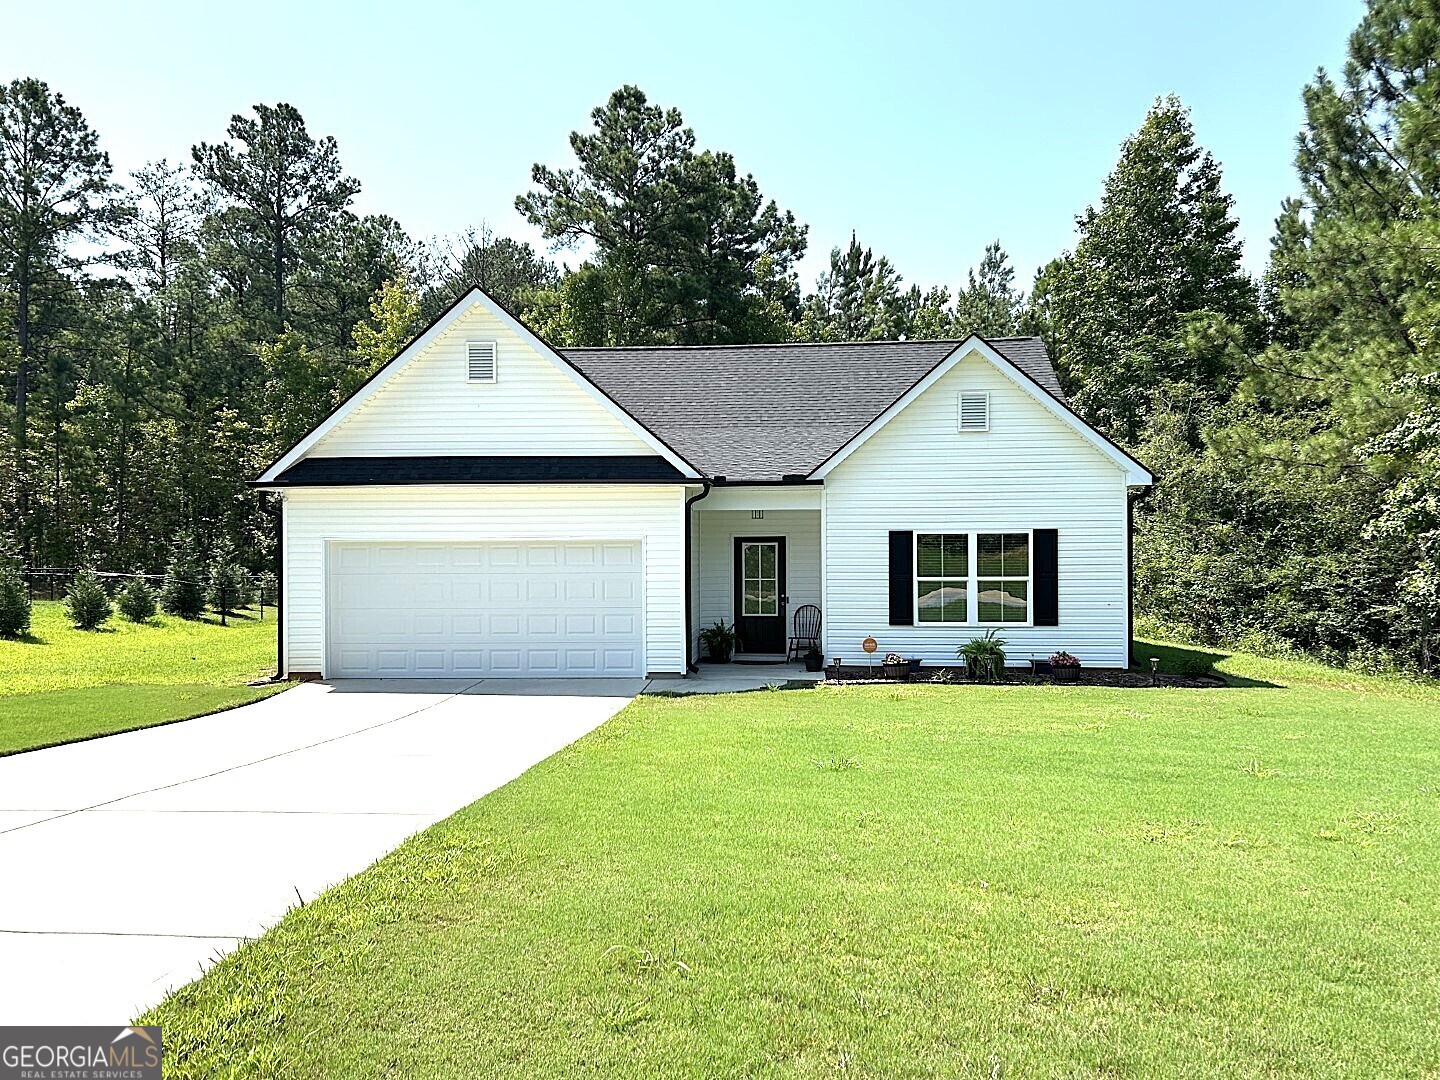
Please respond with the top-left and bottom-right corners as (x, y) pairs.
(1150, 656), (1160, 686)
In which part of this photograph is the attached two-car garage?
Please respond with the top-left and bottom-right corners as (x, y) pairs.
(325, 541), (645, 678)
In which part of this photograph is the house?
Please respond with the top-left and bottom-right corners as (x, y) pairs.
(254, 287), (1153, 679)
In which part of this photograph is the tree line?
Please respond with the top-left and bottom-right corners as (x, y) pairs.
(1, 0), (1435, 669)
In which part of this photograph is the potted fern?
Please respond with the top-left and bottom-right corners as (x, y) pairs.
(957, 630), (1007, 682)
(699, 620), (738, 663)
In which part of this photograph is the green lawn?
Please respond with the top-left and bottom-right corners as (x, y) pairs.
(0, 600), (285, 754)
(145, 643), (1439, 1078)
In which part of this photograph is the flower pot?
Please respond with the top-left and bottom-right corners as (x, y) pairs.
(705, 646), (733, 663)
(1031, 659), (1054, 676)
(803, 652), (825, 672)
(882, 661), (908, 680)
(1052, 664), (1081, 683)
(906, 658), (923, 675)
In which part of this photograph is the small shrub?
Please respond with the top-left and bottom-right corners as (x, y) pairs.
(0, 561), (30, 639)
(161, 535), (207, 619)
(207, 543), (253, 625)
(0, 536), (29, 638)
(957, 629), (1007, 682)
(117, 576), (158, 622)
(65, 569), (112, 631)
(699, 620), (737, 662)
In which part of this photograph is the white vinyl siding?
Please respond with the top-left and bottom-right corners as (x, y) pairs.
(282, 485), (686, 676)
(696, 509), (821, 638)
(822, 352), (1132, 668)
(312, 303), (653, 457)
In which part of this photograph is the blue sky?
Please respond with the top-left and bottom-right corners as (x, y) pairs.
(4, 0), (1361, 291)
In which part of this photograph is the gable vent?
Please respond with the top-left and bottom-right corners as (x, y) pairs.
(466, 340), (497, 382)
(958, 391), (990, 432)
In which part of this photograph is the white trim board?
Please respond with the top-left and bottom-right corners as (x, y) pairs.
(807, 336), (1153, 487)
(256, 287), (703, 484)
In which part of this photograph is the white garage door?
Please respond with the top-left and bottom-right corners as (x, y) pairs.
(326, 541), (644, 678)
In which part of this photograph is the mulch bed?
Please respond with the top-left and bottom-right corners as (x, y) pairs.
(825, 665), (1226, 689)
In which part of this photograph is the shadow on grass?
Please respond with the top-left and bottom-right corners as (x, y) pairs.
(1132, 639), (1280, 688)
(1, 631), (47, 645)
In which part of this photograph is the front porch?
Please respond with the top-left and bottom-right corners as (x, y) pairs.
(692, 485), (823, 662)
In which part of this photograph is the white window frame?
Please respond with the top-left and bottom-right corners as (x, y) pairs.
(913, 529), (1033, 627)
(466, 339), (498, 383)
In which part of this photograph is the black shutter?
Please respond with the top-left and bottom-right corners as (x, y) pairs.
(1033, 528), (1059, 626)
(888, 530), (913, 625)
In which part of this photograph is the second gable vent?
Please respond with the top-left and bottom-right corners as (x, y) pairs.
(958, 391), (990, 432)
(467, 341), (497, 382)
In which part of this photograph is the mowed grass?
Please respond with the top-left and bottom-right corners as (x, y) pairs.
(145, 644), (1440, 1078)
(0, 601), (284, 754)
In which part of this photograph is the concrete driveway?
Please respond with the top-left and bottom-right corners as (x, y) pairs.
(0, 678), (640, 1024)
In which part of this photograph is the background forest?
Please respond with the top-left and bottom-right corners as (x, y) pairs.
(1, 0), (1436, 671)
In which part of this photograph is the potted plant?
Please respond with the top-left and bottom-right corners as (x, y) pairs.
(906, 657), (923, 676)
(803, 645), (825, 672)
(699, 620), (738, 663)
(1050, 651), (1082, 682)
(882, 652), (909, 680)
(957, 630), (1007, 682)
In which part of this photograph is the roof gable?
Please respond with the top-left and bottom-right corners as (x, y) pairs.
(256, 288), (702, 484)
(809, 337), (1152, 485)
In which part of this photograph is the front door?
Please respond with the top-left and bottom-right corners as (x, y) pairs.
(734, 537), (786, 653)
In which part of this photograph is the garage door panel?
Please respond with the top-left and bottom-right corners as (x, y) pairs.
(603, 614), (637, 636)
(565, 614), (596, 635)
(602, 544), (637, 567)
(603, 578), (636, 602)
(490, 579), (522, 602)
(565, 578), (597, 601)
(604, 648), (638, 670)
(525, 546), (558, 567)
(327, 541), (644, 678)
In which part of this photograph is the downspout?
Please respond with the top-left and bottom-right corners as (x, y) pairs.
(1126, 490), (1135, 668)
(683, 480), (712, 674)
(275, 492), (285, 681)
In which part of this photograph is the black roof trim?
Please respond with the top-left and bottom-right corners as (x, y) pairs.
(254, 455), (691, 488)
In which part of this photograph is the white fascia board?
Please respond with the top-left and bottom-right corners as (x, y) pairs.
(808, 336), (1154, 486)
(256, 287), (702, 484)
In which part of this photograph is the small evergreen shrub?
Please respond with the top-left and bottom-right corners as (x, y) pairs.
(117, 576), (158, 622)
(207, 543), (253, 624)
(161, 536), (207, 619)
(0, 562), (30, 639)
(65, 569), (113, 631)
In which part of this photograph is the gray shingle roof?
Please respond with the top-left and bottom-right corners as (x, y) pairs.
(562, 337), (1063, 482)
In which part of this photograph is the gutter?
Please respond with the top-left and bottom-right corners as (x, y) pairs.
(683, 480), (713, 673)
